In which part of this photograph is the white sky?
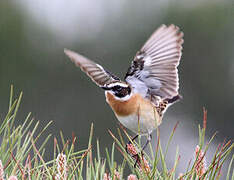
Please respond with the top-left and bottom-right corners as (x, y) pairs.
(14, 0), (130, 42)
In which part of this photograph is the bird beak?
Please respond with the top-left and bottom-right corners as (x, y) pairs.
(101, 86), (111, 90)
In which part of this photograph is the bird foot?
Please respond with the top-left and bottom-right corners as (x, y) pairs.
(132, 151), (144, 168)
(125, 138), (144, 168)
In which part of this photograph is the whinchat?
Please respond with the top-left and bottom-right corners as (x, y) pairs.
(64, 24), (184, 149)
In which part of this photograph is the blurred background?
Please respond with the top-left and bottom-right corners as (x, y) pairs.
(0, 0), (233, 177)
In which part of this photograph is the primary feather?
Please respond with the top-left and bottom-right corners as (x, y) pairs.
(64, 49), (120, 87)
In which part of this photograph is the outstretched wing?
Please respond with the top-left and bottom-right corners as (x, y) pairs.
(125, 24), (184, 103)
(64, 49), (120, 86)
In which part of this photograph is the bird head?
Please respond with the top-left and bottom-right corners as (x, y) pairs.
(102, 82), (132, 100)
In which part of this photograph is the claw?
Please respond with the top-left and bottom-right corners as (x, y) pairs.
(132, 154), (140, 168)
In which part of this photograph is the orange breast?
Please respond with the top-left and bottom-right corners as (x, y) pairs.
(105, 92), (154, 117)
(105, 92), (139, 116)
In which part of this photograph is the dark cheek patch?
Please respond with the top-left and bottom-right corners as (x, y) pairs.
(115, 87), (131, 98)
(115, 89), (127, 98)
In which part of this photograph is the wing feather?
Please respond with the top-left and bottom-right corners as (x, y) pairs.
(125, 24), (184, 103)
(64, 49), (120, 86)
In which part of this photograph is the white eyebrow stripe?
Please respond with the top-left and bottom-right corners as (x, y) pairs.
(107, 82), (128, 88)
(105, 91), (132, 101)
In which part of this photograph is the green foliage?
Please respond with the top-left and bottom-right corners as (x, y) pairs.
(0, 87), (233, 179)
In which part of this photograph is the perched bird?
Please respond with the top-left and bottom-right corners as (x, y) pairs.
(64, 24), (184, 150)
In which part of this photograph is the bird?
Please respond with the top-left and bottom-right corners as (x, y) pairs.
(64, 24), (184, 152)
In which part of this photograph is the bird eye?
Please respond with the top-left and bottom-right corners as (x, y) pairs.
(117, 86), (121, 89)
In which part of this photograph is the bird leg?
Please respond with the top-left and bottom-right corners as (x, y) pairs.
(130, 134), (139, 143)
(126, 133), (152, 168)
(142, 133), (152, 151)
